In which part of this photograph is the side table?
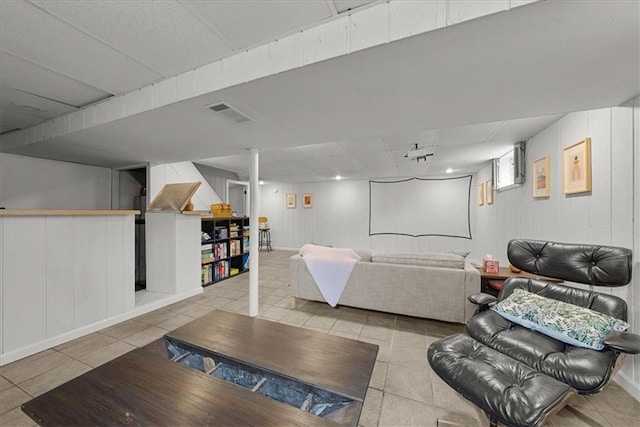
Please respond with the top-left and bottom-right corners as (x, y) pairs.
(476, 267), (564, 297)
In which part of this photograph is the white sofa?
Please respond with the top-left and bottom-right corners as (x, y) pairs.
(289, 251), (480, 324)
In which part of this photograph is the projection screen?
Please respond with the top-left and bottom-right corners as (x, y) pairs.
(369, 176), (472, 238)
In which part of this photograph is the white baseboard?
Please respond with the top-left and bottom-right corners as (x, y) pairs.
(0, 287), (203, 366)
(614, 370), (640, 402)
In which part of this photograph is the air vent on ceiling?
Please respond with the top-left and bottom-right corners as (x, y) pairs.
(205, 102), (253, 124)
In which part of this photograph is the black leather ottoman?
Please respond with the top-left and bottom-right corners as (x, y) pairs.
(427, 334), (576, 427)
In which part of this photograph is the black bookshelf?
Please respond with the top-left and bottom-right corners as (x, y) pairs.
(201, 216), (250, 286)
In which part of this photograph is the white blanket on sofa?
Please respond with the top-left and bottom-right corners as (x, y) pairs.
(299, 244), (361, 307)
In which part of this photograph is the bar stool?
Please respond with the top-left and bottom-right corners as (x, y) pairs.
(258, 216), (272, 252)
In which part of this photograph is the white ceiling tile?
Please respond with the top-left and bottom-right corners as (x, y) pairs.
(296, 142), (348, 157)
(0, 52), (110, 108)
(436, 121), (505, 145)
(472, 140), (514, 160)
(257, 149), (287, 164)
(388, 148), (412, 163)
(0, 106), (38, 134)
(277, 148), (313, 161)
(184, 0), (333, 50)
(34, 0), (232, 77)
(0, 86), (76, 132)
(430, 143), (484, 167)
(492, 114), (564, 142)
(264, 160), (309, 175)
(383, 129), (438, 149)
(338, 136), (387, 153)
(352, 151), (393, 163)
(296, 159), (334, 173)
(0, 0), (162, 94)
(318, 155), (363, 171)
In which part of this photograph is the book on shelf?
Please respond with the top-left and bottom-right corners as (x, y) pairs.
(214, 260), (229, 281)
(201, 243), (213, 251)
(214, 242), (227, 260)
(201, 263), (214, 284)
(215, 226), (228, 240)
(201, 248), (214, 263)
(243, 237), (249, 252)
(230, 240), (241, 256)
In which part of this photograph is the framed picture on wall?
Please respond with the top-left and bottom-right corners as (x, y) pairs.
(532, 155), (551, 198)
(485, 180), (493, 205)
(562, 137), (591, 195)
(303, 193), (312, 208)
(286, 193), (296, 208)
(477, 184), (484, 206)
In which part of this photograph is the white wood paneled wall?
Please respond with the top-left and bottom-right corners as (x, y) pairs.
(0, 153), (112, 209)
(145, 212), (201, 295)
(261, 101), (638, 399)
(472, 102), (639, 400)
(148, 161), (222, 210)
(194, 163), (240, 204)
(0, 214), (135, 364)
(260, 179), (473, 256)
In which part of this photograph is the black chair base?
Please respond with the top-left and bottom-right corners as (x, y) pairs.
(258, 229), (272, 252)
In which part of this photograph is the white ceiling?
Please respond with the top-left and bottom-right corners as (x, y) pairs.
(1, 0), (638, 183)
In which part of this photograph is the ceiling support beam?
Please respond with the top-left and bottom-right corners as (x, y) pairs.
(0, 0), (535, 153)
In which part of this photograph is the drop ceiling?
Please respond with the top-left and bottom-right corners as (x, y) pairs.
(1, 0), (638, 183)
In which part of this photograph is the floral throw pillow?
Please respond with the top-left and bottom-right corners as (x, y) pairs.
(491, 289), (629, 350)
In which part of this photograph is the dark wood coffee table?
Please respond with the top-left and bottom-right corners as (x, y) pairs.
(22, 310), (378, 426)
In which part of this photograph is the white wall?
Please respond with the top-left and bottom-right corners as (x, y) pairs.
(260, 179), (474, 255)
(260, 102), (639, 399)
(474, 103), (639, 399)
(148, 162), (222, 210)
(0, 153), (112, 209)
(194, 163), (239, 203)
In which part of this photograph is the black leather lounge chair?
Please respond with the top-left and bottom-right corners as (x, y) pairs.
(427, 239), (639, 427)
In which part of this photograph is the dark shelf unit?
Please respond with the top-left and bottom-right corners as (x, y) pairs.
(201, 216), (250, 286)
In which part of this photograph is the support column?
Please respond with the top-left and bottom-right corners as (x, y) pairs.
(249, 148), (260, 316)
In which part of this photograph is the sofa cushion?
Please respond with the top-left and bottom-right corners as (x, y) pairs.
(354, 250), (372, 262)
(371, 252), (465, 269)
(491, 289), (629, 350)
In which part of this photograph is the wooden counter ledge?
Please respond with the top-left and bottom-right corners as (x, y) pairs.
(0, 209), (139, 216)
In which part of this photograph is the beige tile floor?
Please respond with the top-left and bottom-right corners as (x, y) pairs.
(1, 250), (639, 426)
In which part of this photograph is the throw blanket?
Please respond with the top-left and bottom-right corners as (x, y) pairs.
(299, 244), (360, 307)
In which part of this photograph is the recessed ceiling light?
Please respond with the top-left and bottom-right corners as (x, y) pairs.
(335, 175), (342, 180)
(446, 168), (453, 174)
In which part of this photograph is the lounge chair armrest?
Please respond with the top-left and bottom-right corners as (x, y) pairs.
(467, 293), (498, 314)
(603, 331), (640, 354)
(468, 293), (498, 306)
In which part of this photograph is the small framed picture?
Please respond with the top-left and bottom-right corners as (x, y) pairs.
(485, 180), (493, 205)
(477, 184), (484, 206)
(532, 155), (551, 198)
(303, 193), (312, 208)
(562, 137), (591, 195)
(286, 193), (296, 209)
